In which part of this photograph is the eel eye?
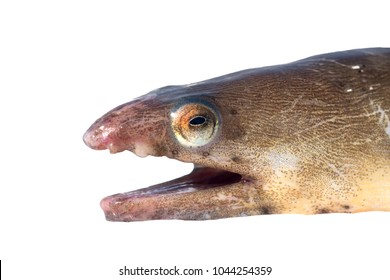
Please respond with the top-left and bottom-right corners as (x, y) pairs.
(171, 103), (219, 147)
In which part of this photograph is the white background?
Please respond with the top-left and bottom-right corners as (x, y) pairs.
(1, 1), (389, 279)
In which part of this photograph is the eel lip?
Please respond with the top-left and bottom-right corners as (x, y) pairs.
(100, 166), (243, 221)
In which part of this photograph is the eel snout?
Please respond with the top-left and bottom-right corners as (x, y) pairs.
(83, 97), (168, 157)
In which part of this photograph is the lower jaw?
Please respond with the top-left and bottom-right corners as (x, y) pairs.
(99, 166), (248, 221)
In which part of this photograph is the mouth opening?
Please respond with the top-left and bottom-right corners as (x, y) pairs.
(106, 166), (243, 199)
(99, 165), (247, 221)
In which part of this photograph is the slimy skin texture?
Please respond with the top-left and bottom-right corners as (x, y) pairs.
(84, 48), (390, 221)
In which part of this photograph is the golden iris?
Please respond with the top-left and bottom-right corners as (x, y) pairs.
(171, 103), (219, 147)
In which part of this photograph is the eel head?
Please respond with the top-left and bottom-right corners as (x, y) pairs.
(83, 82), (268, 221)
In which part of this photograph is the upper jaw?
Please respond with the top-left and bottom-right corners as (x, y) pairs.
(83, 98), (169, 157)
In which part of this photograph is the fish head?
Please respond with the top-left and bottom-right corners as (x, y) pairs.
(84, 79), (267, 221)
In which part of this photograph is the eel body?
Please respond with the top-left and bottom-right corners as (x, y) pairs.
(84, 48), (390, 221)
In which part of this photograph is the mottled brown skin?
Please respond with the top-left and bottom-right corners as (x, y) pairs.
(84, 48), (390, 221)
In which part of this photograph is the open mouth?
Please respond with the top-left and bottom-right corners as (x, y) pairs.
(106, 166), (242, 198)
(99, 165), (244, 221)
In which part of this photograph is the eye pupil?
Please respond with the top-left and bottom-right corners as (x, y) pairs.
(189, 116), (207, 126)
